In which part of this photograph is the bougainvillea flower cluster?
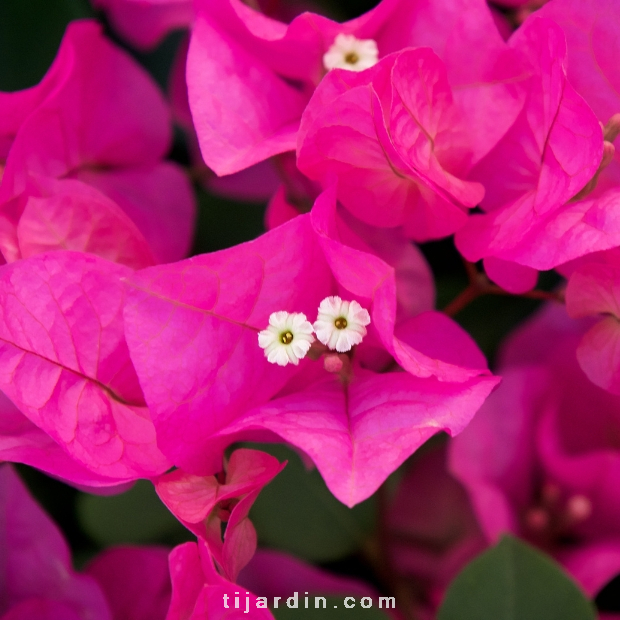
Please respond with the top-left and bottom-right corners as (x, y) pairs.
(0, 21), (195, 269)
(2, 0), (620, 616)
(450, 305), (620, 597)
(0, 463), (171, 620)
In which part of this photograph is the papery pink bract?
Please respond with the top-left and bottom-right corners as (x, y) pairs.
(386, 441), (487, 617)
(298, 48), (484, 241)
(188, 0), (527, 176)
(168, 36), (282, 204)
(124, 187), (497, 506)
(0, 464), (111, 620)
(221, 370), (498, 507)
(450, 305), (620, 596)
(0, 20), (195, 267)
(16, 178), (156, 270)
(86, 546), (171, 620)
(334, 210), (435, 322)
(0, 251), (170, 482)
(455, 17), (610, 292)
(374, 0), (528, 165)
(538, 0), (620, 126)
(565, 250), (620, 394)
(187, 0), (307, 175)
(265, 182), (435, 321)
(124, 213), (333, 475)
(0, 391), (139, 488)
(311, 188), (487, 380)
(167, 542), (275, 620)
(156, 449), (285, 581)
(239, 549), (378, 601)
(92, 0), (193, 49)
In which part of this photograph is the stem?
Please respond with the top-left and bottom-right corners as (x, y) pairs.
(443, 260), (565, 317)
(443, 285), (481, 318)
(486, 285), (565, 304)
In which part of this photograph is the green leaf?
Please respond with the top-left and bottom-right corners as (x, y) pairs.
(77, 480), (191, 546)
(438, 535), (596, 620)
(272, 596), (391, 620)
(0, 0), (93, 91)
(248, 444), (376, 563)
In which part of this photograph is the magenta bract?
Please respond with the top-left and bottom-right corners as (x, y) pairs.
(451, 305), (620, 596)
(187, 0), (526, 176)
(297, 48), (484, 241)
(85, 546), (171, 620)
(124, 187), (497, 506)
(156, 449), (285, 581)
(0, 251), (171, 483)
(0, 465), (111, 620)
(455, 18), (608, 292)
(92, 0), (193, 49)
(167, 542), (275, 620)
(387, 441), (487, 617)
(0, 20), (195, 267)
(565, 250), (620, 394)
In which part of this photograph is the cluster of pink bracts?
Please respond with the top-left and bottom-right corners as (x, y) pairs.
(2, 0), (620, 617)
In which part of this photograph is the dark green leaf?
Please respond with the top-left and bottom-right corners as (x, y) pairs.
(77, 480), (191, 546)
(438, 535), (596, 620)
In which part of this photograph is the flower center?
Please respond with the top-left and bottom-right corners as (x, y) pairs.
(334, 317), (348, 330)
(522, 482), (592, 550)
(322, 34), (379, 73)
(280, 331), (294, 344)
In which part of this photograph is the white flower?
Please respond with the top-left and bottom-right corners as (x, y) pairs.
(323, 34), (379, 72)
(258, 311), (315, 366)
(313, 296), (371, 352)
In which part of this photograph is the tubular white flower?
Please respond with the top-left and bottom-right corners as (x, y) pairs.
(314, 296), (371, 352)
(323, 34), (379, 72)
(258, 311), (315, 366)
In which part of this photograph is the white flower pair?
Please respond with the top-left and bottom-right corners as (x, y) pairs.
(258, 296), (371, 367)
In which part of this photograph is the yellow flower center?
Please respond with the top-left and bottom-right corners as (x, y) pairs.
(334, 317), (348, 330)
(280, 331), (294, 344)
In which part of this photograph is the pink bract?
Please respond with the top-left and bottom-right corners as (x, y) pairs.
(167, 542), (275, 620)
(537, 0), (620, 127)
(297, 48), (484, 241)
(565, 249), (620, 395)
(92, 0), (193, 49)
(0, 20), (195, 267)
(0, 390), (138, 488)
(156, 449), (285, 581)
(124, 187), (497, 506)
(450, 305), (620, 596)
(0, 251), (171, 483)
(0, 464), (111, 620)
(85, 546), (171, 620)
(455, 17), (610, 293)
(387, 441), (487, 617)
(187, 0), (526, 175)
(239, 548), (379, 602)
(168, 36), (282, 204)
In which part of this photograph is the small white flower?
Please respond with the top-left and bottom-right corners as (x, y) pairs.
(323, 33), (379, 72)
(258, 311), (315, 366)
(314, 296), (371, 352)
